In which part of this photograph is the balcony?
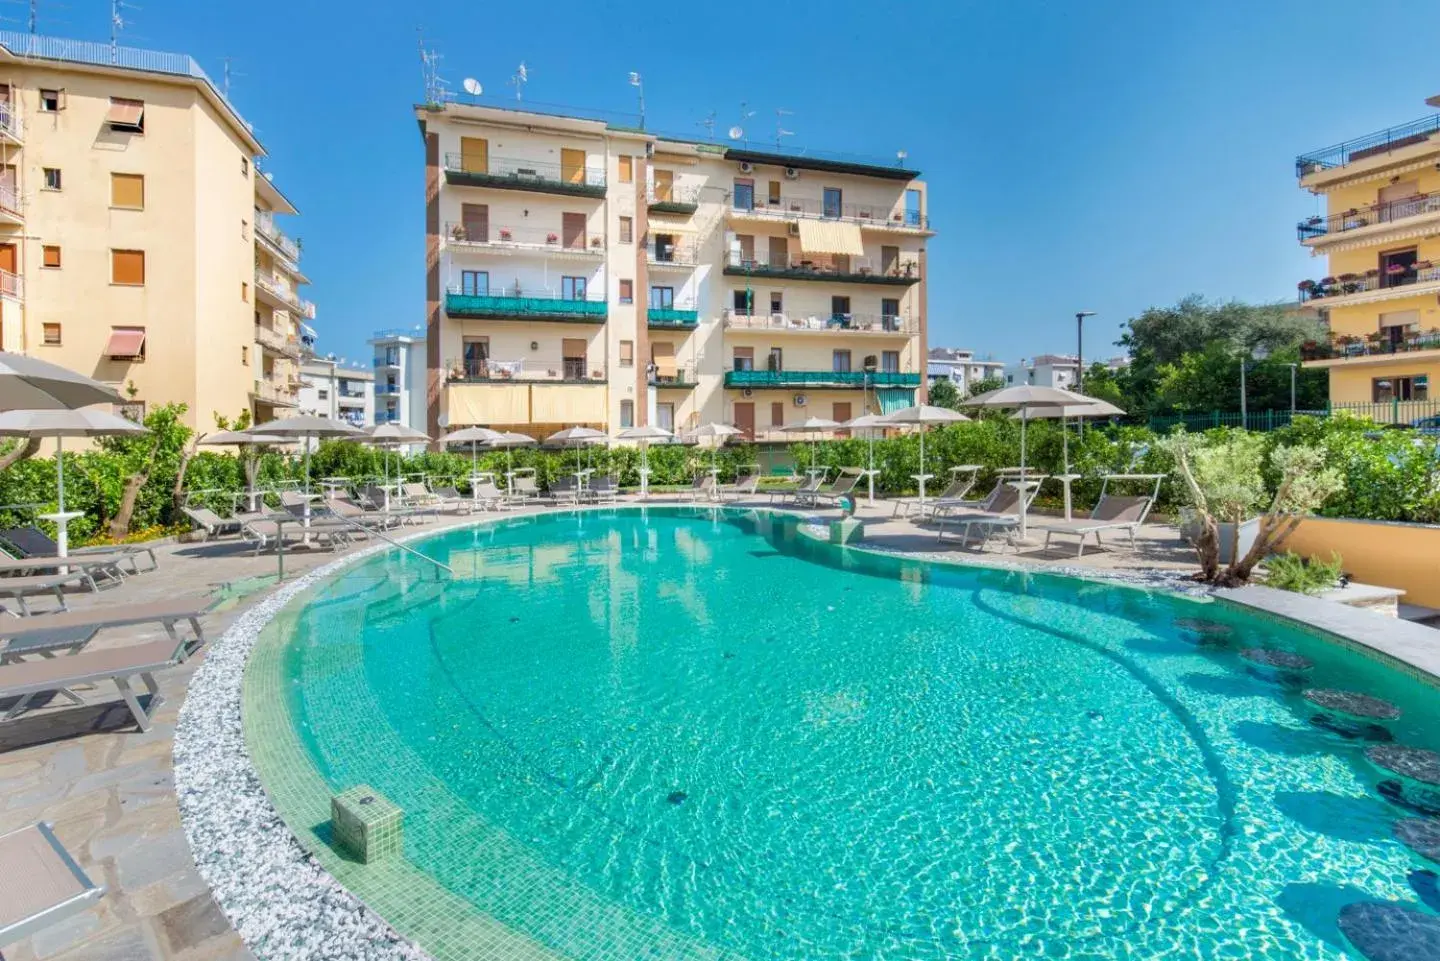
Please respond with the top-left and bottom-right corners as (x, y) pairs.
(0, 268), (22, 304)
(375, 383), (401, 395)
(724, 251), (920, 286)
(0, 101), (22, 144)
(444, 289), (607, 323)
(442, 153), (606, 198)
(647, 184), (700, 216)
(650, 366), (697, 389)
(251, 377), (299, 407)
(1301, 328), (1440, 366)
(255, 273), (316, 318)
(647, 306), (699, 328)
(724, 369), (920, 389)
(1297, 191), (1440, 246)
(1296, 114), (1440, 179)
(724, 309), (916, 336)
(729, 196), (929, 231)
(444, 357), (605, 384)
(0, 183), (23, 225)
(256, 211), (302, 266)
(374, 354), (400, 369)
(645, 236), (700, 269)
(1297, 265), (1440, 307)
(444, 222), (603, 258)
(254, 323), (301, 359)
(336, 392), (367, 407)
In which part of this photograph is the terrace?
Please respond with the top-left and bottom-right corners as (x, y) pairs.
(1297, 264), (1440, 307)
(1296, 114), (1440, 179)
(724, 368), (921, 389)
(728, 195), (928, 231)
(647, 183), (701, 215)
(1297, 191), (1440, 244)
(442, 153), (606, 198)
(444, 222), (604, 257)
(724, 308), (916, 335)
(444, 288), (608, 323)
(723, 251), (921, 286)
(443, 357), (605, 384)
(1301, 327), (1440, 364)
(647, 305), (699, 328)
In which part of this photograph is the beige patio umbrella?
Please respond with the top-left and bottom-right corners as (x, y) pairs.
(487, 431), (537, 490)
(546, 426), (607, 481)
(200, 428), (290, 512)
(438, 426), (505, 497)
(616, 424), (675, 499)
(781, 416), (840, 475)
(250, 414), (364, 495)
(879, 405), (970, 506)
(0, 353), (121, 410)
(364, 423), (431, 496)
(1010, 399), (1125, 520)
(0, 408), (148, 556)
(688, 422), (742, 475)
(844, 412), (889, 503)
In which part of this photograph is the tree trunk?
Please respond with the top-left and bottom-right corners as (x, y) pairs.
(109, 446), (159, 539)
(0, 437), (41, 472)
(170, 435), (202, 521)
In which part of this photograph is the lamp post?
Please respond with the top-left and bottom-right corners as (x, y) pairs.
(1286, 362), (1298, 413)
(1075, 311), (1096, 394)
(1241, 344), (1271, 426)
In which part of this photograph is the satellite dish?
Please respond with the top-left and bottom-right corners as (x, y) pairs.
(897, 150), (908, 161)
(728, 125), (744, 140)
(463, 77), (483, 97)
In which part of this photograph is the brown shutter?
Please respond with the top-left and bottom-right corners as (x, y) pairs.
(733, 403), (755, 439)
(460, 137), (488, 173)
(110, 173), (144, 208)
(111, 249), (145, 285)
(832, 402), (852, 422)
(461, 203), (488, 240)
(770, 402), (784, 425)
(561, 148), (585, 184)
(562, 338), (586, 359)
(618, 156), (633, 183)
(562, 212), (586, 249)
(732, 346), (754, 361)
(653, 169), (673, 201)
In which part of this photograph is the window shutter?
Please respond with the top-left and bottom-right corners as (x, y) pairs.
(111, 173), (144, 208)
(112, 249), (145, 285)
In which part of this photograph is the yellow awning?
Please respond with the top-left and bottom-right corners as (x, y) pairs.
(651, 342), (677, 378)
(531, 384), (607, 424)
(797, 219), (864, 256)
(446, 384), (528, 425)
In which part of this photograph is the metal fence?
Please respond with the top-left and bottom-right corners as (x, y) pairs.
(1148, 401), (1440, 432)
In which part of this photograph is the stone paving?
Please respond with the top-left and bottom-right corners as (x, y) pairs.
(0, 498), (1198, 961)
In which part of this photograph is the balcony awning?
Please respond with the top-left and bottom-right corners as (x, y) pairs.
(531, 384), (607, 423)
(447, 384), (528, 425)
(1380, 309), (1420, 328)
(652, 342), (677, 378)
(797, 220), (864, 256)
(876, 387), (916, 414)
(105, 99), (143, 127)
(105, 327), (146, 358)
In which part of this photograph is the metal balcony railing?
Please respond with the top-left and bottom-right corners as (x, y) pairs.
(254, 324), (301, 358)
(1297, 191), (1440, 241)
(1302, 328), (1440, 361)
(251, 378), (299, 406)
(0, 102), (22, 142)
(255, 273), (316, 318)
(0, 183), (23, 220)
(649, 366), (697, 386)
(647, 305), (699, 326)
(724, 369), (920, 389)
(1298, 264), (1440, 302)
(255, 212), (301, 264)
(723, 309), (916, 335)
(442, 153), (606, 196)
(444, 222), (603, 253)
(444, 357), (605, 383)
(1296, 114), (1440, 177)
(444, 287), (608, 321)
(731, 194), (927, 229)
(724, 251), (921, 284)
(645, 236), (700, 266)
(0, 268), (22, 303)
(647, 183), (701, 210)
(375, 383), (401, 395)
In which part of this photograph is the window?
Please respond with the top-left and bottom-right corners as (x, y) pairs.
(562, 338), (587, 379)
(770, 291), (783, 315)
(831, 295), (852, 324)
(562, 276), (587, 300)
(649, 286), (674, 309)
(832, 402), (852, 422)
(110, 172), (144, 208)
(619, 215), (633, 244)
(462, 338), (489, 378)
(619, 400), (634, 428)
(881, 298), (901, 329)
(460, 270), (488, 296)
(656, 402), (674, 431)
(618, 156), (633, 183)
(42, 322), (60, 345)
(39, 88), (61, 112)
(106, 326), (146, 360)
(767, 180), (781, 205)
(767, 347), (783, 371)
(42, 167), (61, 190)
(317, 389), (329, 401)
(241, 219), (249, 240)
(241, 281), (249, 302)
(653, 232), (676, 262)
(241, 156), (249, 176)
(833, 350), (852, 373)
(619, 340), (634, 367)
(732, 289), (754, 315)
(882, 350), (900, 373)
(619, 279), (633, 304)
(1380, 247), (1419, 288)
(1373, 375), (1429, 402)
(241, 345), (249, 365)
(732, 346), (754, 371)
(106, 97), (144, 133)
(41, 245), (60, 268)
(823, 187), (842, 218)
(733, 178), (754, 211)
(111, 249), (145, 285)
(770, 402), (785, 426)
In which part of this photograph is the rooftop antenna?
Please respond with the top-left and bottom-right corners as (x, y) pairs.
(509, 61), (528, 103)
(628, 71), (644, 130)
(731, 102), (755, 147)
(221, 57), (245, 100)
(109, 0), (133, 63)
(417, 32), (448, 107)
(696, 110), (716, 142)
(896, 149), (908, 167)
(28, 0), (35, 33)
(774, 107), (794, 149)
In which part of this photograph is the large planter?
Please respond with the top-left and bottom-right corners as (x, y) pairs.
(1179, 511), (1261, 563)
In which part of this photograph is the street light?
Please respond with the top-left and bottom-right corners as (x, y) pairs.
(1075, 311), (1096, 393)
(1240, 344), (1270, 425)
(1285, 362), (1298, 413)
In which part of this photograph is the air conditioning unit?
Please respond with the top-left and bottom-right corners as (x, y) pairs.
(738, 161), (755, 174)
(787, 222), (801, 237)
(784, 166), (800, 180)
(741, 388), (754, 398)
(793, 393), (808, 407)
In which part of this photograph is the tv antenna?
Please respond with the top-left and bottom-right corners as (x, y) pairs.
(221, 57), (245, 100)
(417, 32), (448, 106)
(509, 61), (528, 102)
(110, 0), (133, 62)
(628, 71), (644, 130)
(729, 102), (755, 146)
(696, 110), (716, 141)
(774, 107), (794, 149)
(896, 149), (908, 166)
(462, 77), (482, 98)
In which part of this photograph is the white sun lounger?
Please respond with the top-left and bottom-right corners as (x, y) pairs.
(893, 465), (980, 518)
(0, 822), (105, 947)
(1030, 475), (1164, 556)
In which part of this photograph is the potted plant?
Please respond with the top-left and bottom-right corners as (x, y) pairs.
(590, 236), (602, 248)
(546, 232), (559, 244)
(499, 228), (513, 241)
(451, 223), (466, 241)
(1297, 279), (1316, 299)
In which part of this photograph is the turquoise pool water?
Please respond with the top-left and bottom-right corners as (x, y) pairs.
(267, 508), (1440, 960)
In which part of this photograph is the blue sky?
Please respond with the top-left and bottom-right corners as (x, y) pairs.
(41, 0), (1440, 366)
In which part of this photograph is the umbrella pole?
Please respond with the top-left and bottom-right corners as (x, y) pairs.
(1062, 417), (1073, 522)
(640, 441), (650, 500)
(918, 427), (926, 506)
(867, 431), (875, 504)
(471, 442), (479, 505)
(1018, 409), (1029, 541)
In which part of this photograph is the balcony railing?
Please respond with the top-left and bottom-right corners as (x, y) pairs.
(255, 273), (316, 318)
(0, 102), (22, 142)
(0, 183), (24, 221)
(442, 153), (607, 198)
(251, 378), (299, 406)
(375, 383), (401, 395)
(254, 324), (301, 358)
(374, 354), (400, 368)
(650, 366), (697, 387)
(724, 251), (921, 285)
(1298, 264), (1440, 302)
(0, 268), (22, 303)
(1297, 191), (1440, 241)
(444, 288), (608, 322)
(645, 236), (700, 267)
(444, 222), (603, 254)
(731, 195), (928, 229)
(724, 369), (920, 389)
(444, 357), (605, 384)
(647, 306), (699, 327)
(647, 183), (701, 213)
(1296, 114), (1440, 178)
(256, 212), (302, 264)
(1301, 328), (1440, 361)
(724, 309), (916, 335)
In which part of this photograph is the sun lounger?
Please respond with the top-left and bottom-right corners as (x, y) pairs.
(323, 497), (396, 532)
(718, 474), (760, 502)
(0, 550), (131, 587)
(0, 822), (105, 947)
(182, 506), (244, 541)
(1030, 475), (1164, 556)
(432, 486), (474, 513)
(680, 474), (717, 503)
(772, 474), (824, 506)
(810, 473), (861, 508)
(0, 527), (158, 573)
(892, 466), (980, 518)
(934, 484), (1027, 545)
(586, 475), (619, 504)
(0, 572), (90, 615)
(240, 516), (353, 555)
(508, 474), (543, 505)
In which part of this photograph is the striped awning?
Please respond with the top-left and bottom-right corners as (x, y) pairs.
(876, 388), (916, 414)
(797, 219), (864, 256)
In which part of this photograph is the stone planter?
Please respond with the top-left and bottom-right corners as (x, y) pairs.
(1179, 511), (1260, 564)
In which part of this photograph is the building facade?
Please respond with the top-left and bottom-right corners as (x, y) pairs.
(297, 358), (373, 427)
(417, 101), (930, 442)
(370, 328), (428, 428)
(0, 32), (315, 429)
(1296, 93), (1440, 421)
(927, 347), (1004, 395)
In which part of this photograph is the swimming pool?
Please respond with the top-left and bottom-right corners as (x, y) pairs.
(243, 507), (1440, 960)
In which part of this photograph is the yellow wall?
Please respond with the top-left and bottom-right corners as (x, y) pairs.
(1285, 517), (1440, 607)
(1324, 166), (1440, 219)
(1328, 359), (1440, 407)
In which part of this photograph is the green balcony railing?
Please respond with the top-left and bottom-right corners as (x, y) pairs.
(647, 307), (698, 326)
(724, 369), (920, 389)
(444, 292), (607, 322)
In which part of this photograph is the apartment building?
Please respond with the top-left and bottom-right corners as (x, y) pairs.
(927, 347), (1004, 395)
(0, 32), (315, 428)
(1296, 93), (1440, 420)
(298, 358), (373, 428)
(417, 100), (930, 441)
(370, 328), (427, 428)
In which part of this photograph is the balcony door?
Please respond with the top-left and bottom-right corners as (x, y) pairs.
(733, 402), (755, 439)
(823, 187), (842, 219)
(461, 203), (488, 243)
(881, 245), (900, 275)
(654, 233), (676, 262)
(562, 338), (587, 380)
(461, 270), (488, 296)
(562, 276), (586, 301)
(767, 347), (783, 371)
(653, 169), (673, 202)
(460, 137), (488, 174)
(733, 346), (755, 372)
(462, 337), (488, 379)
(833, 349), (852, 373)
(562, 212), (587, 250)
(1380, 248), (1418, 288)
(649, 286), (674, 309)
(830, 296), (851, 325)
(560, 149), (586, 185)
(768, 236), (788, 270)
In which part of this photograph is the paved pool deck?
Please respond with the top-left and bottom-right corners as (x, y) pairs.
(0, 498), (1422, 961)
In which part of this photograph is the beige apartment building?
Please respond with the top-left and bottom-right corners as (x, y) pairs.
(0, 32), (315, 428)
(417, 100), (930, 441)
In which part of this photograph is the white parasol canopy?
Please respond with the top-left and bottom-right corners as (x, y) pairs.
(438, 426), (505, 492)
(617, 425), (676, 499)
(0, 353), (122, 410)
(844, 413), (889, 503)
(687, 422), (742, 475)
(781, 416), (840, 474)
(880, 405), (970, 505)
(250, 415), (364, 495)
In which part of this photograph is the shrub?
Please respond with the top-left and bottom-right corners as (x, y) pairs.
(1263, 551), (1344, 595)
